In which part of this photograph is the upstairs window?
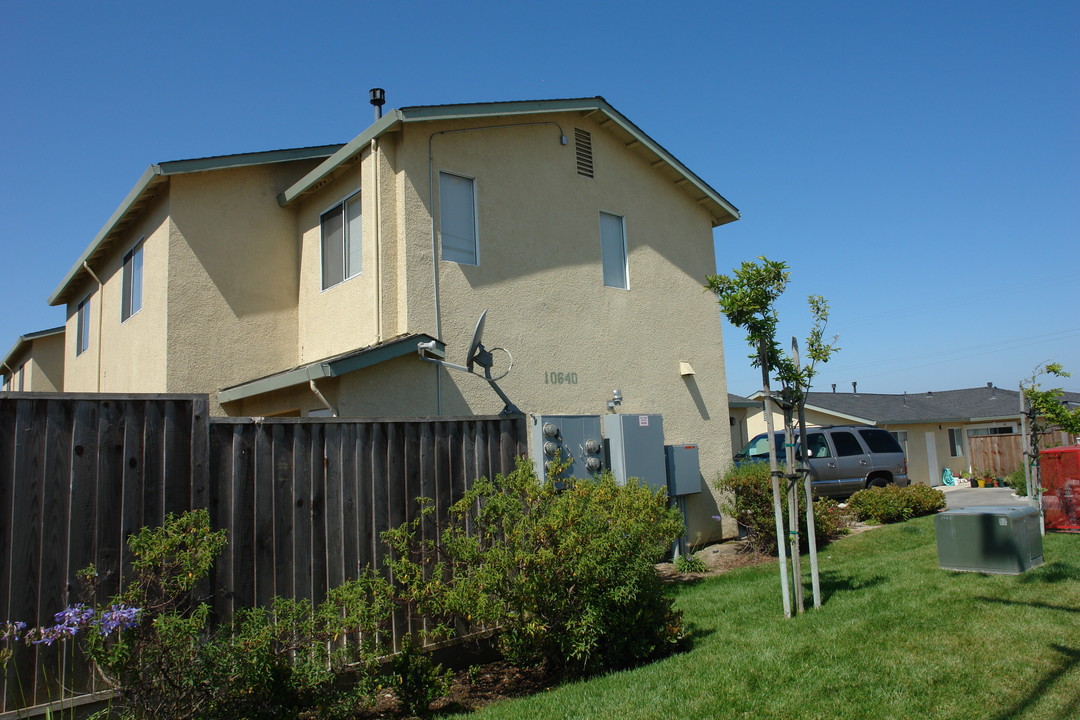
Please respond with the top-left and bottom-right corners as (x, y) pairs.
(439, 172), (478, 265)
(321, 192), (362, 290)
(76, 297), (91, 356)
(122, 240), (144, 321)
(599, 212), (628, 289)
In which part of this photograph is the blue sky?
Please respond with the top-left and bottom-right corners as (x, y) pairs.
(1, 0), (1076, 395)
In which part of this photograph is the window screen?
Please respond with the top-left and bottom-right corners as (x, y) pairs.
(321, 193), (362, 290)
(76, 297), (90, 356)
(599, 212), (627, 289)
(439, 172), (478, 265)
(122, 241), (144, 321)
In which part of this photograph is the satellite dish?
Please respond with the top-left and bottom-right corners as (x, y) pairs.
(465, 310), (487, 373)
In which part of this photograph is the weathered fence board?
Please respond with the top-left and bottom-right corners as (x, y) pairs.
(0, 393), (528, 714)
(969, 431), (1078, 478)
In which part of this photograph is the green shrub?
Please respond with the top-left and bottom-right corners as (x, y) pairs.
(674, 553), (708, 574)
(1005, 467), (1028, 496)
(80, 510), (441, 720)
(846, 484), (946, 524)
(714, 462), (851, 554)
(435, 457), (686, 675)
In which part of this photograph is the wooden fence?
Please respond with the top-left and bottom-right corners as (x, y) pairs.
(0, 393), (526, 714)
(968, 431), (1077, 478)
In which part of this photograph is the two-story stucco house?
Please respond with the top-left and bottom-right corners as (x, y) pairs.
(47, 96), (741, 539)
(0, 326), (65, 393)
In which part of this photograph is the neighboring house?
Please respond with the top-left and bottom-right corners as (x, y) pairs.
(0, 326), (65, 392)
(743, 384), (1080, 486)
(42, 96), (741, 541)
(727, 393), (758, 457)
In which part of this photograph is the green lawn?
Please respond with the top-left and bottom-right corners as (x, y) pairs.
(452, 517), (1080, 720)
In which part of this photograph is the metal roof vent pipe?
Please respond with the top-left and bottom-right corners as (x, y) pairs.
(988, 381), (997, 399)
(852, 381), (858, 395)
(832, 384), (836, 393)
(370, 88), (386, 121)
(903, 391), (908, 406)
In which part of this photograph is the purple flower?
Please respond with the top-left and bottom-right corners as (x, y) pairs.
(53, 604), (95, 630)
(97, 605), (141, 636)
(1, 621), (26, 643)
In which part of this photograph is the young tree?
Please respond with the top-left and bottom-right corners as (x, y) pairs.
(706, 257), (838, 615)
(1020, 363), (1080, 512)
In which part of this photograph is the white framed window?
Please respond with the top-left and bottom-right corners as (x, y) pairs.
(599, 211), (628, 289)
(321, 191), (362, 290)
(122, 239), (144, 321)
(889, 430), (909, 455)
(439, 171), (478, 265)
(76, 296), (91, 356)
(947, 428), (965, 457)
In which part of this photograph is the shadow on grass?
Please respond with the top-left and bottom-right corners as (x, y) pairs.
(985, 644), (1080, 720)
(974, 595), (1080, 614)
(817, 571), (886, 604)
(1017, 561), (1080, 584)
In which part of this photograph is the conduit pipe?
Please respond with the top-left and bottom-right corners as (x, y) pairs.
(371, 138), (383, 343)
(426, 121), (566, 413)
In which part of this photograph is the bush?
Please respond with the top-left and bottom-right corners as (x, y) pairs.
(78, 510), (437, 720)
(1005, 467), (1028, 496)
(846, 484), (946, 524)
(714, 461), (851, 554)
(434, 456), (686, 675)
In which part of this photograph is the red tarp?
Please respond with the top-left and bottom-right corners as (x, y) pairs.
(1041, 446), (1080, 532)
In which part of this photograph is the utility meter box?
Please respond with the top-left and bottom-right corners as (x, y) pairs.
(603, 414), (666, 491)
(934, 506), (1044, 574)
(665, 444), (702, 496)
(531, 415), (604, 481)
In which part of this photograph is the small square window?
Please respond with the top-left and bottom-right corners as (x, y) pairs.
(122, 240), (144, 321)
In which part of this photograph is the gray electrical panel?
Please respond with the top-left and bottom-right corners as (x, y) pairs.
(935, 505), (1044, 574)
(530, 415), (604, 481)
(603, 414), (666, 491)
(665, 444), (701, 496)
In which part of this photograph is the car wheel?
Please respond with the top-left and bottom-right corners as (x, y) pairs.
(868, 476), (891, 489)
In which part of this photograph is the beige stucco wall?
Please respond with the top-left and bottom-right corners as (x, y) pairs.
(286, 112), (735, 542)
(166, 162), (317, 413)
(1, 333), (65, 392)
(64, 193), (170, 392)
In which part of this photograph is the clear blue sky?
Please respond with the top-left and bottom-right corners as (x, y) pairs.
(2, 0), (1076, 395)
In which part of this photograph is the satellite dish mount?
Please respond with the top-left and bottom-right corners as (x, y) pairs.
(417, 310), (520, 414)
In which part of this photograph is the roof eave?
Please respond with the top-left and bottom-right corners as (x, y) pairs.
(49, 145), (344, 307)
(278, 97), (740, 225)
(2, 325), (66, 371)
(217, 334), (444, 405)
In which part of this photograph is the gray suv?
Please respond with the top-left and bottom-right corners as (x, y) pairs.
(734, 425), (909, 498)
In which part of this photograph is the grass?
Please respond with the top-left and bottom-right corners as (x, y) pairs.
(450, 517), (1080, 720)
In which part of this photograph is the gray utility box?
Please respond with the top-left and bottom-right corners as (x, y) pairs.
(531, 415), (604, 481)
(934, 505), (1044, 575)
(665, 444), (702, 496)
(603, 414), (666, 492)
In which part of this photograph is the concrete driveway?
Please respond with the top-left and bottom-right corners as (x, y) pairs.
(938, 484), (1033, 510)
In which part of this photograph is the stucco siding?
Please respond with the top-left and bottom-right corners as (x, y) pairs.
(166, 164), (309, 412)
(64, 193), (170, 392)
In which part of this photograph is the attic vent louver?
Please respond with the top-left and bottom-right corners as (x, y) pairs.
(575, 128), (594, 178)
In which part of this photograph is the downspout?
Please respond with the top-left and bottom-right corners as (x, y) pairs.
(427, 121), (566, 414)
(83, 262), (103, 392)
(371, 138), (383, 343)
(1, 361), (15, 391)
(309, 379), (338, 417)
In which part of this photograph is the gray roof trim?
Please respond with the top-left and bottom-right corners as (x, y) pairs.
(278, 97), (740, 225)
(1, 326), (65, 374)
(48, 145), (343, 307)
(217, 334), (444, 405)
